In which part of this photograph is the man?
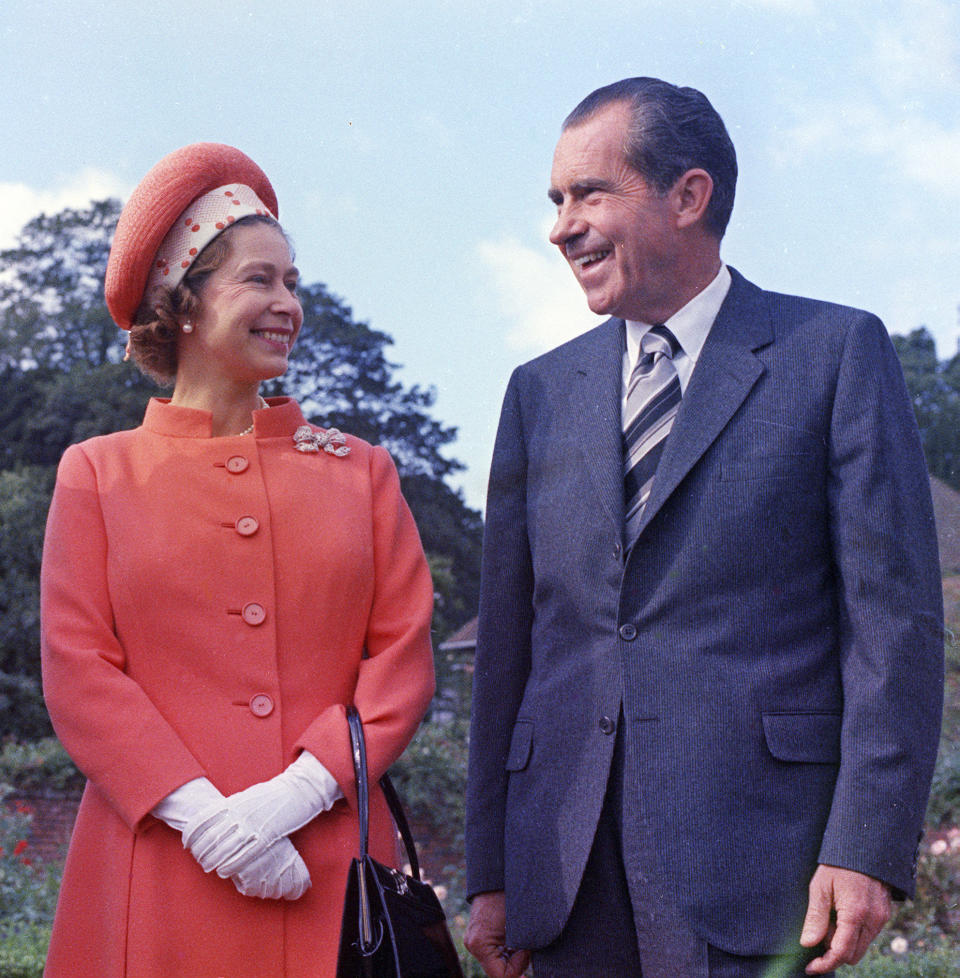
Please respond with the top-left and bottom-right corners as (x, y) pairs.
(464, 78), (943, 978)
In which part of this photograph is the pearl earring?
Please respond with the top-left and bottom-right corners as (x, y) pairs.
(182, 322), (194, 334)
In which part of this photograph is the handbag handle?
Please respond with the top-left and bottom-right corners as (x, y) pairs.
(346, 706), (422, 880)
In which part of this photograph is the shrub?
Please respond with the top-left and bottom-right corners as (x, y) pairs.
(0, 786), (61, 932)
(390, 716), (468, 837)
(0, 925), (50, 978)
(839, 944), (960, 976)
(0, 739), (81, 794)
(882, 829), (960, 954)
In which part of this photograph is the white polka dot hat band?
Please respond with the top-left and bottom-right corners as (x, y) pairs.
(145, 183), (276, 295)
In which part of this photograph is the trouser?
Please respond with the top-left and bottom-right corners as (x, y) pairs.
(531, 725), (829, 978)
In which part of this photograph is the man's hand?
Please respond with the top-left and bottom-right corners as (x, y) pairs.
(465, 891), (530, 978)
(799, 865), (891, 974)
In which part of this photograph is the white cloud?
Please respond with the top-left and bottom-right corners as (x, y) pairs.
(0, 169), (131, 250)
(477, 220), (602, 353)
(867, 0), (960, 91)
(736, 0), (818, 13)
(897, 121), (960, 195)
(770, 0), (960, 198)
(775, 98), (960, 199)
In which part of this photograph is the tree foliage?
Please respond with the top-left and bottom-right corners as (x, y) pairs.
(275, 283), (462, 481)
(0, 200), (481, 739)
(892, 327), (960, 491)
(0, 200), (125, 372)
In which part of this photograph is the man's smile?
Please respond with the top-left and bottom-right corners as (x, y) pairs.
(571, 248), (612, 269)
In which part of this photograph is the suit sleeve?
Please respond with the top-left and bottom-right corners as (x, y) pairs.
(817, 313), (944, 895)
(295, 444), (436, 810)
(41, 445), (206, 830)
(465, 369), (535, 898)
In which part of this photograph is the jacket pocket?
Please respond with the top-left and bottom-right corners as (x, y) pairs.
(720, 453), (813, 482)
(719, 421), (823, 482)
(762, 712), (841, 763)
(505, 720), (534, 771)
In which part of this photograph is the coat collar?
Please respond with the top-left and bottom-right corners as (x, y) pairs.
(566, 268), (773, 541)
(567, 317), (628, 535)
(142, 396), (308, 439)
(636, 267), (773, 532)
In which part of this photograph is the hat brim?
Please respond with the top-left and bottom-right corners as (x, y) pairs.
(105, 142), (278, 330)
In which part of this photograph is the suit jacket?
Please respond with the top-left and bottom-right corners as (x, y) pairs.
(41, 397), (435, 978)
(465, 269), (944, 956)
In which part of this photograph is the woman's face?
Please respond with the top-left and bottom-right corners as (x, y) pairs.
(177, 222), (303, 391)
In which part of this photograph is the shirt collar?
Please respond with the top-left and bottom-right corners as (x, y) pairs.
(625, 263), (731, 368)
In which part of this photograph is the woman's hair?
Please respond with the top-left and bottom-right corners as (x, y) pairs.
(127, 214), (282, 386)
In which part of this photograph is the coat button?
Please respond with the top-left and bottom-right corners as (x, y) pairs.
(235, 516), (259, 536)
(226, 456), (249, 474)
(241, 602), (266, 626)
(599, 716), (616, 735)
(619, 623), (637, 641)
(249, 693), (274, 717)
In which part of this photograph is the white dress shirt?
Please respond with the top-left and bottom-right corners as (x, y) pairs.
(622, 264), (732, 410)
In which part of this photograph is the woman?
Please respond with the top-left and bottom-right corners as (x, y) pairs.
(40, 143), (436, 977)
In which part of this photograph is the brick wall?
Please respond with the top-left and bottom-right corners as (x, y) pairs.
(7, 791), (81, 864)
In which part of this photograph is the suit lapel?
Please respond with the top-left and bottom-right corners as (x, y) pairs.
(568, 317), (626, 535)
(637, 270), (774, 532)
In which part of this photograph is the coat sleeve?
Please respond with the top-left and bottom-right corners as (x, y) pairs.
(817, 313), (944, 895)
(464, 369), (535, 898)
(294, 445), (435, 809)
(41, 444), (206, 830)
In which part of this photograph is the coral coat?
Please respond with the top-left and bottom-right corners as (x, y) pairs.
(40, 397), (436, 978)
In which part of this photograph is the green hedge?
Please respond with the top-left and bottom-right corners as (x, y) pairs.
(0, 926), (50, 978)
(840, 946), (960, 977)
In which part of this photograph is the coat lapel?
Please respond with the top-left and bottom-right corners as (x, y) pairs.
(567, 317), (626, 535)
(637, 270), (774, 533)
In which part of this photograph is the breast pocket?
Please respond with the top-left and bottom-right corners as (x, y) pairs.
(719, 420), (825, 483)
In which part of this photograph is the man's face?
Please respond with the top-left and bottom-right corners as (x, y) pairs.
(548, 102), (680, 323)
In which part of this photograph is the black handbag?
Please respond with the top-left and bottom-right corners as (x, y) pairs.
(336, 707), (464, 978)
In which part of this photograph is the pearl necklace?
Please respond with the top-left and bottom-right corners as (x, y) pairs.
(238, 396), (268, 436)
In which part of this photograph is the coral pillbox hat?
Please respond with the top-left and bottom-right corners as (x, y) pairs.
(105, 142), (279, 331)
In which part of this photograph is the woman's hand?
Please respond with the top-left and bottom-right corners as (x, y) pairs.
(181, 802), (311, 900)
(218, 750), (342, 853)
(228, 837), (311, 900)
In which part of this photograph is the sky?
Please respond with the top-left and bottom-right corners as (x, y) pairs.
(2, 0), (958, 510)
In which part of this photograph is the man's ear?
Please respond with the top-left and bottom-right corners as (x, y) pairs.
(672, 168), (714, 230)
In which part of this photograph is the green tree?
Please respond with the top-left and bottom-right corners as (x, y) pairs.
(0, 200), (124, 372)
(276, 283), (463, 481)
(892, 327), (960, 490)
(0, 200), (481, 739)
(0, 467), (55, 738)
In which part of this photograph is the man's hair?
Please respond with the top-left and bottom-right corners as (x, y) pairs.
(563, 77), (738, 239)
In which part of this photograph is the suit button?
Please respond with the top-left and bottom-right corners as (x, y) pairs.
(235, 516), (259, 536)
(241, 602), (266, 626)
(619, 623), (637, 641)
(599, 716), (616, 735)
(249, 693), (274, 717)
(226, 455), (249, 474)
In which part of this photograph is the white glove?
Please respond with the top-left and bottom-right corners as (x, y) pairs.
(231, 839), (311, 900)
(181, 804), (265, 875)
(151, 777), (225, 831)
(161, 778), (313, 901)
(212, 751), (342, 876)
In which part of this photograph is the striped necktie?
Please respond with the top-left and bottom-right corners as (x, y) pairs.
(623, 325), (682, 546)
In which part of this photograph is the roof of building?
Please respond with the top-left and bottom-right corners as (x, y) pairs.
(438, 617), (478, 651)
